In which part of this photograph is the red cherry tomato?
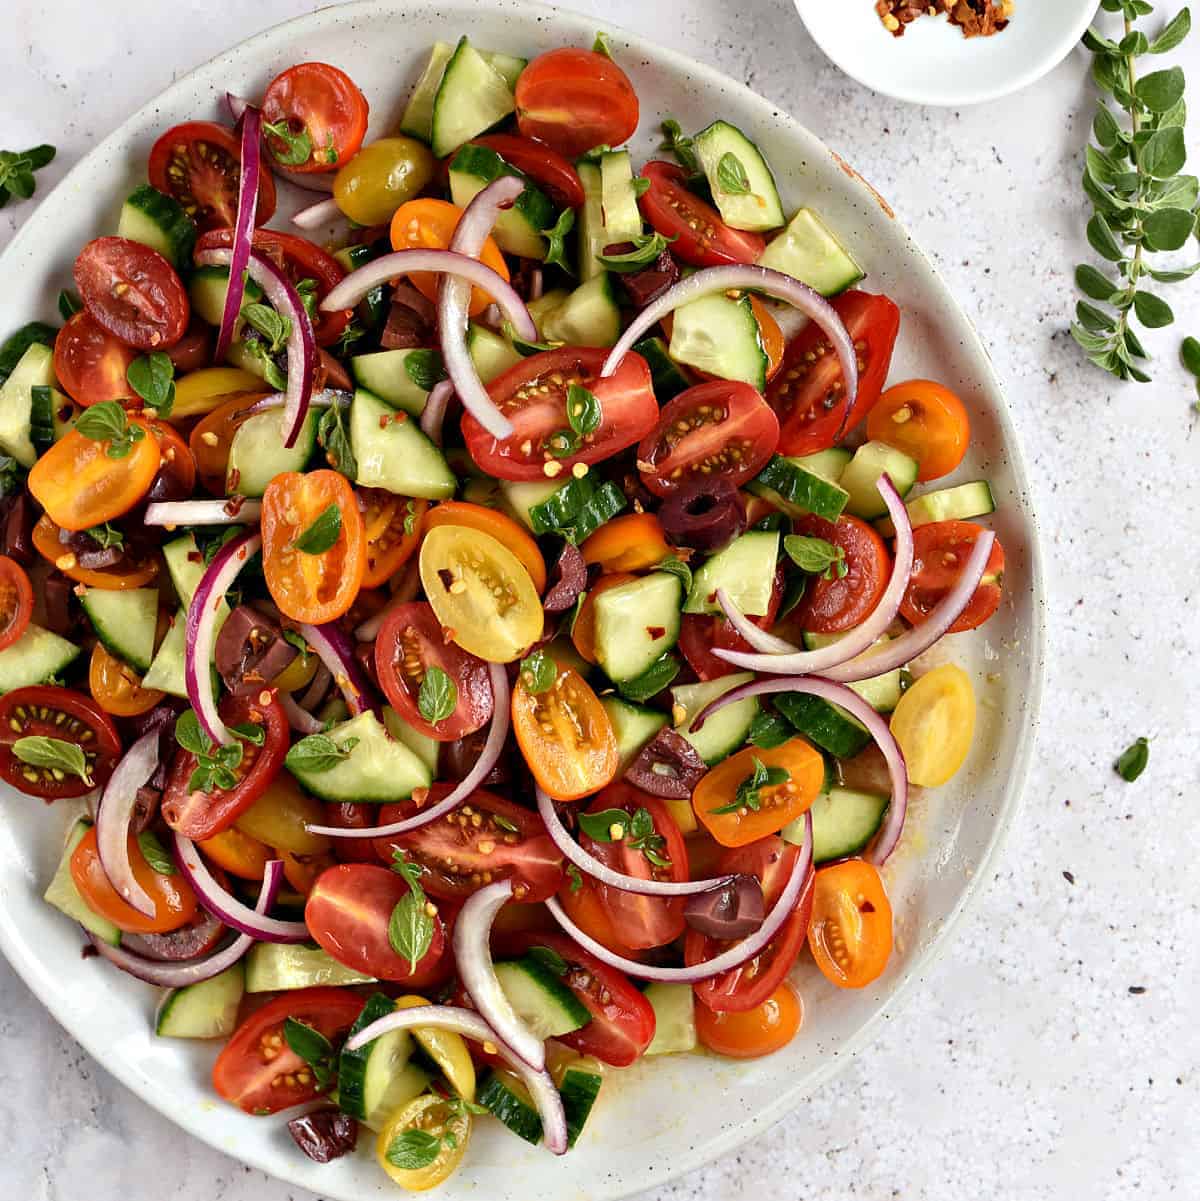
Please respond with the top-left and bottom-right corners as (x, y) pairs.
(262, 62), (369, 173)
(149, 120), (277, 232)
(790, 513), (892, 635)
(469, 134), (585, 209)
(322, 801), (384, 864)
(53, 311), (137, 406)
(695, 981), (803, 1058)
(678, 566), (785, 681)
(165, 320), (213, 374)
(464, 346), (656, 482)
(901, 520), (1006, 634)
(514, 48), (639, 160)
(767, 290), (900, 457)
(639, 162), (765, 268)
(0, 556), (33, 653)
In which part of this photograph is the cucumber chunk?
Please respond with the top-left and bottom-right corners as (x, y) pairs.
(559, 1063), (603, 1147)
(338, 992), (430, 1129)
(351, 348), (441, 415)
(78, 587), (159, 673)
(839, 441), (920, 519)
(0, 322), (55, 386)
(350, 388), (456, 499)
(757, 207), (865, 296)
(382, 706), (440, 776)
(875, 480), (996, 537)
(402, 42), (525, 142)
(602, 696), (668, 771)
(644, 982), (697, 1055)
(467, 323), (523, 384)
(693, 121), (785, 232)
(540, 273), (622, 348)
(748, 453), (850, 523)
(669, 292), (767, 389)
(0, 341), (56, 467)
(783, 787), (889, 863)
(685, 530), (779, 617)
(598, 150), (643, 242)
(141, 611), (187, 697)
(773, 692), (870, 758)
(633, 335), (691, 400)
(117, 185), (196, 268)
(593, 572), (683, 683)
(0, 624), (79, 693)
(44, 818), (120, 946)
(187, 265), (263, 327)
(577, 161), (608, 280)
(802, 631), (903, 712)
(155, 964), (244, 1039)
(479, 1069), (544, 1144)
(245, 942), (377, 992)
(431, 38), (515, 159)
(449, 144), (557, 260)
(226, 408), (317, 497)
(494, 956), (591, 1039)
(501, 479), (570, 531)
(672, 673), (759, 765)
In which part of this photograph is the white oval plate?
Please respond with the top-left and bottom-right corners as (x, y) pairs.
(795, 0), (1097, 106)
(0, 3), (1044, 1198)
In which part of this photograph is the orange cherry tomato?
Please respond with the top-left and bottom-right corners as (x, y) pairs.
(866, 379), (970, 482)
(70, 826), (198, 934)
(580, 513), (670, 575)
(0, 556), (33, 653)
(360, 490), (426, 589)
(143, 417), (197, 503)
(570, 572), (638, 664)
(261, 470), (367, 624)
(29, 417), (160, 531)
(423, 501), (547, 594)
(197, 827), (272, 880)
(89, 642), (165, 716)
(280, 847), (338, 896)
(555, 876), (644, 960)
(750, 296), (785, 380)
(808, 859), (894, 989)
(389, 198), (508, 316)
(692, 739), (825, 847)
(188, 391), (275, 495)
(512, 661), (618, 801)
(695, 981), (803, 1058)
(33, 514), (160, 590)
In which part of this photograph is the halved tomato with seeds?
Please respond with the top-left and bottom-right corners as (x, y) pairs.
(360, 490), (424, 588)
(32, 514), (159, 590)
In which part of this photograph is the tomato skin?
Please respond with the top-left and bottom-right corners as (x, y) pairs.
(808, 859), (893, 989)
(866, 378), (971, 482)
(305, 862), (450, 985)
(74, 237), (189, 351)
(790, 513), (892, 635)
(360, 491), (425, 588)
(0, 685), (122, 800)
(149, 120), (277, 232)
(503, 931), (656, 1067)
(0, 556), (33, 652)
(145, 417), (197, 504)
(423, 502), (547, 594)
(198, 827), (272, 880)
(466, 347), (657, 482)
(213, 988), (365, 1115)
(161, 692), (289, 840)
(89, 642), (165, 717)
(375, 602), (494, 741)
(262, 62), (369, 172)
(767, 291), (901, 456)
(187, 391), (274, 494)
(695, 981), (802, 1058)
(514, 48), (639, 159)
(639, 162), (765, 268)
(53, 311), (136, 406)
(686, 836), (814, 1014)
(580, 513), (669, 574)
(901, 520), (1005, 633)
(637, 380), (779, 498)
(32, 513), (160, 591)
(555, 876), (644, 960)
(468, 134), (585, 209)
(323, 801), (384, 863)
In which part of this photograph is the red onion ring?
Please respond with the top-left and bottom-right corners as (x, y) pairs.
(292, 197), (343, 231)
(279, 690), (324, 735)
(299, 661), (332, 712)
(304, 662), (509, 840)
(225, 92), (249, 123)
(419, 379), (454, 446)
(227, 91), (337, 195)
(174, 833), (310, 942)
(354, 561), (421, 641)
(546, 809), (814, 982)
(87, 860), (284, 988)
(244, 389), (350, 416)
(600, 265), (858, 419)
(535, 785), (735, 897)
(453, 879), (545, 1069)
(195, 248), (316, 448)
(694, 676), (908, 864)
(185, 528), (261, 747)
(715, 474), (913, 674)
(296, 621), (379, 718)
(214, 105), (262, 361)
(96, 730), (161, 918)
(145, 498), (263, 527)
(345, 1004), (568, 1155)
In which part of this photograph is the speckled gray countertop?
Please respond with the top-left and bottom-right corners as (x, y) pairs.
(2, 2), (1198, 1198)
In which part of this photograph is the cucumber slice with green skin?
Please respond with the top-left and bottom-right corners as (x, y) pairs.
(350, 349), (442, 415)
(633, 335), (691, 400)
(43, 818), (120, 946)
(382, 706), (439, 776)
(350, 389), (457, 499)
(643, 982), (696, 1055)
(541, 273), (622, 348)
(494, 956), (591, 1038)
(685, 530), (779, 617)
(0, 624), (79, 694)
(672, 673), (759, 765)
(431, 38), (515, 159)
(773, 692), (870, 758)
(338, 992), (429, 1127)
(479, 1070), (544, 1144)
(245, 942), (377, 992)
(693, 120), (785, 233)
(747, 453), (851, 523)
(599, 150), (643, 242)
(483, 52), (528, 90)
(155, 964), (244, 1038)
(78, 587), (159, 673)
(0, 322), (56, 387)
(502, 478), (572, 531)
(801, 632), (902, 712)
(783, 787), (889, 863)
(400, 42), (456, 140)
(577, 160), (607, 280)
(0, 342), (56, 467)
(467, 323), (523, 384)
(141, 611), (187, 697)
(287, 710), (433, 803)
(226, 407), (317, 497)
(838, 441), (920, 520)
(669, 292), (768, 389)
(29, 382), (71, 454)
(449, 144), (557, 260)
(187, 265), (263, 327)
(602, 696), (668, 771)
(875, 480), (997, 537)
(757, 207), (865, 297)
(162, 534), (206, 607)
(559, 1065), (602, 1147)
(593, 572), (683, 683)
(117, 185), (196, 268)
(522, 476), (627, 542)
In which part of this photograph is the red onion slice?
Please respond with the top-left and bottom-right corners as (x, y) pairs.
(419, 379), (453, 446)
(600, 265), (858, 418)
(145, 498), (263, 527)
(196, 248), (317, 448)
(694, 676), (908, 864)
(536, 785), (735, 897)
(453, 879), (545, 1069)
(715, 475), (914, 674)
(299, 661), (332, 712)
(225, 92), (249, 123)
(345, 1005), (568, 1155)
(545, 809), (813, 983)
(87, 860), (284, 988)
(245, 389), (351, 416)
(96, 730), (161, 918)
(279, 690), (324, 735)
(174, 833), (310, 942)
(292, 197), (343, 231)
(185, 528), (261, 747)
(215, 105), (262, 361)
(305, 662), (509, 840)
(296, 621), (379, 718)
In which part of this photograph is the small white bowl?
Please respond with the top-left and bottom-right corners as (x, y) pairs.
(794, 0), (1098, 105)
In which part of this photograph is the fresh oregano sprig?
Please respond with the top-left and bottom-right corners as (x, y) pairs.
(1073, 4), (1199, 384)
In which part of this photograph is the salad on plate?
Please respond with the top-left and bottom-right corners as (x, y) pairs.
(0, 33), (1006, 1191)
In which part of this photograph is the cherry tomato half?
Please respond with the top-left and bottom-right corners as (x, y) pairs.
(555, 873), (644, 961)
(901, 520), (1005, 633)
(790, 513), (892, 635)
(32, 513), (160, 590)
(678, 566), (785, 682)
(89, 642), (165, 717)
(53, 311), (136, 407)
(74, 237), (189, 351)
(580, 513), (669, 575)
(360, 490), (425, 588)
(0, 556), (33, 652)
(695, 981), (802, 1059)
(866, 379), (971, 482)
(469, 134), (585, 209)
(262, 62), (369, 173)
(423, 501), (547, 594)
(808, 859), (893, 989)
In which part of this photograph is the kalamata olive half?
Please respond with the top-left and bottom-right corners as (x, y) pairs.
(684, 873), (765, 940)
(288, 1110), (359, 1164)
(656, 478), (746, 552)
(543, 542), (587, 613)
(624, 727), (707, 799)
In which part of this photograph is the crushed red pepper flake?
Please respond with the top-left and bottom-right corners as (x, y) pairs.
(875, 0), (1013, 38)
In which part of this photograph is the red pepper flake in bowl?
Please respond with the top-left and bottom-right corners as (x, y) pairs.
(875, 0), (1013, 38)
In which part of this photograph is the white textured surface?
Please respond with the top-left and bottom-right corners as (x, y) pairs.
(1, 2), (1198, 1199)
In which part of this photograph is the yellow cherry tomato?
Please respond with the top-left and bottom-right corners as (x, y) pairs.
(271, 639), (319, 694)
(889, 662), (976, 787)
(233, 772), (332, 856)
(376, 1093), (471, 1191)
(394, 995), (476, 1102)
(334, 137), (436, 226)
(172, 367), (263, 420)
